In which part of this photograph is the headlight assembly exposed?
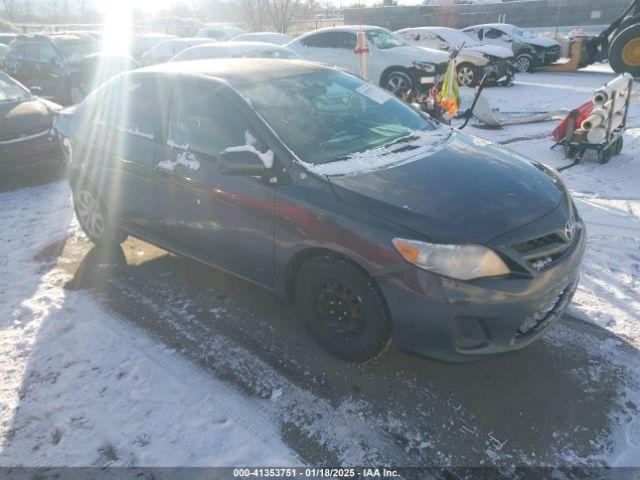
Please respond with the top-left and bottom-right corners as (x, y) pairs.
(392, 238), (510, 280)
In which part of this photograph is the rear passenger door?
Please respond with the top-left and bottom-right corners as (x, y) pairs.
(153, 81), (276, 286)
(77, 74), (166, 231)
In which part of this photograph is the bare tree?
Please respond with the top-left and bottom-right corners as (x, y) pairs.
(234, 0), (268, 31)
(234, 0), (317, 33)
(2, 0), (18, 21)
(266, 0), (317, 33)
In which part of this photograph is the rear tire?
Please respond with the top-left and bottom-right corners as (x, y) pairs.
(609, 24), (640, 76)
(73, 188), (127, 248)
(294, 256), (391, 362)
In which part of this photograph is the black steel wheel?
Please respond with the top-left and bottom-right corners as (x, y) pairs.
(613, 136), (624, 155)
(598, 147), (612, 164)
(294, 256), (391, 362)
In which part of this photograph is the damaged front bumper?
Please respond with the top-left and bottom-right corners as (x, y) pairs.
(375, 219), (586, 363)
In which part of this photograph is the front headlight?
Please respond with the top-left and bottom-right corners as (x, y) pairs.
(392, 238), (510, 280)
(413, 61), (436, 73)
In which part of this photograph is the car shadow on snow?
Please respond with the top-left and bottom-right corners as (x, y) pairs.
(11, 233), (640, 467)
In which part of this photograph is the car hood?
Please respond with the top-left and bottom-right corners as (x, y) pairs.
(0, 97), (57, 140)
(521, 36), (560, 48)
(395, 45), (449, 64)
(327, 131), (564, 244)
(467, 44), (514, 59)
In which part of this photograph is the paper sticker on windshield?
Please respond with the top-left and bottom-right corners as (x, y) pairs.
(356, 83), (392, 105)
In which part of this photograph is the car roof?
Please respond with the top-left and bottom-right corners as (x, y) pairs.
(142, 58), (330, 88)
(298, 25), (388, 36)
(464, 24), (514, 31)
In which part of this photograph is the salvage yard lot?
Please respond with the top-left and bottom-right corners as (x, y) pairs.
(1, 68), (639, 468)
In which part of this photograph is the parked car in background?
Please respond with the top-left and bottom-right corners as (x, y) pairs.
(462, 24), (561, 73)
(131, 34), (177, 60)
(1, 72), (63, 175)
(2, 35), (137, 104)
(55, 59), (585, 363)
(3, 34), (94, 103)
(141, 38), (213, 66)
(0, 33), (17, 45)
(287, 26), (448, 95)
(396, 26), (515, 87)
(170, 41), (300, 62)
(64, 53), (139, 103)
(232, 32), (293, 45)
(196, 23), (246, 41)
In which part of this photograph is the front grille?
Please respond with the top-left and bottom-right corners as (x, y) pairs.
(509, 223), (581, 272)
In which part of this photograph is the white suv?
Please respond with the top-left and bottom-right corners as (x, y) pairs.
(287, 26), (448, 95)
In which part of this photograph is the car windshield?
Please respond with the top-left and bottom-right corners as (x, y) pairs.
(55, 40), (98, 58)
(365, 29), (407, 49)
(240, 71), (435, 165)
(0, 75), (31, 103)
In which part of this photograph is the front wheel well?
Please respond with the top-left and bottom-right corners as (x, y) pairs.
(285, 248), (383, 303)
(379, 66), (415, 87)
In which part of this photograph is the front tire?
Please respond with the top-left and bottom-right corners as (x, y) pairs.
(514, 53), (533, 73)
(456, 62), (479, 87)
(294, 256), (391, 362)
(73, 188), (127, 248)
(382, 69), (414, 97)
(68, 84), (85, 105)
(609, 24), (640, 77)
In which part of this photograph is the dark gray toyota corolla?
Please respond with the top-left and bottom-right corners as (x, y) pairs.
(55, 59), (585, 363)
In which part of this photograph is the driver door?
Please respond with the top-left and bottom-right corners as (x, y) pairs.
(153, 81), (276, 286)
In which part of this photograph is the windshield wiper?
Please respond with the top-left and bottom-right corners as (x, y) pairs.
(379, 133), (420, 149)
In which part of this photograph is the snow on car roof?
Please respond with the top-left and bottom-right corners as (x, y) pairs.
(145, 58), (330, 87)
(399, 26), (472, 45)
(170, 41), (298, 62)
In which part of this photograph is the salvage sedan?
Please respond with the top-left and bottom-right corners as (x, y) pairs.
(1, 72), (64, 175)
(54, 59), (585, 363)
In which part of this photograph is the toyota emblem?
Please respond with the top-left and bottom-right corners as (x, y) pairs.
(564, 221), (576, 241)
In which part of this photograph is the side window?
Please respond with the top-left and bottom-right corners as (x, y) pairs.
(485, 28), (504, 39)
(167, 85), (249, 158)
(336, 32), (356, 50)
(91, 74), (164, 138)
(476, 29), (484, 40)
(39, 43), (59, 62)
(300, 32), (338, 48)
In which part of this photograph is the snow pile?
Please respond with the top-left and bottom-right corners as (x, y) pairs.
(0, 182), (295, 466)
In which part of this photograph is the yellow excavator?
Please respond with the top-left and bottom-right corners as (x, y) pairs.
(543, 0), (640, 75)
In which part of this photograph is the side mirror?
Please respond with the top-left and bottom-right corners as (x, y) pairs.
(218, 148), (268, 176)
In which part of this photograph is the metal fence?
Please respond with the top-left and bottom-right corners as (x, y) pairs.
(344, 0), (631, 31)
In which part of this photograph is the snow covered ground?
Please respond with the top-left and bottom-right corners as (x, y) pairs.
(0, 182), (296, 466)
(464, 69), (640, 345)
(0, 66), (639, 468)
